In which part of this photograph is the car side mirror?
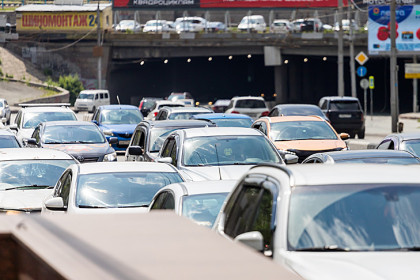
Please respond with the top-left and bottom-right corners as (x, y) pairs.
(284, 154), (299, 164)
(9, 124), (17, 131)
(128, 146), (143, 156)
(157, 157), (173, 164)
(108, 137), (118, 144)
(92, 120), (98, 125)
(234, 231), (264, 252)
(26, 138), (38, 146)
(339, 133), (350, 140)
(44, 197), (66, 211)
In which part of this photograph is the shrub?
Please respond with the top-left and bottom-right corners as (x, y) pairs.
(58, 74), (84, 105)
(0, 67), (3, 77)
(43, 67), (53, 77)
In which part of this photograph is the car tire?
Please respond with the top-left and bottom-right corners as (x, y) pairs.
(357, 129), (365, 139)
(349, 132), (356, 138)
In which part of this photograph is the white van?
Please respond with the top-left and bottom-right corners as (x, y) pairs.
(74, 90), (110, 113)
(238, 15), (267, 32)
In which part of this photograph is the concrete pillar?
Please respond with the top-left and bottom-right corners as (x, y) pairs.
(274, 65), (288, 104)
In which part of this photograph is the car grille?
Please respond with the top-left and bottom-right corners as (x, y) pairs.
(75, 156), (100, 163)
(288, 148), (343, 163)
(116, 133), (132, 139)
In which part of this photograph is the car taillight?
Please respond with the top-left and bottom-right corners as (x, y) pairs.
(261, 111), (270, 116)
(139, 101), (143, 110)
(361, 112), (364, 121)
(231, 111), (240, 114)
(154, 112), (158, 116)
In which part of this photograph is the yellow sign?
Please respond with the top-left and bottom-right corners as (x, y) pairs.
(406, 73), (420, 79)
(18, 12), (98, 31)
(405, 63), (420, 79)
(369, 76), (375, 89)
(355, 51), (369, 65)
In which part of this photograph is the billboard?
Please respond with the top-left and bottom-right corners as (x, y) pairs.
(368, 5), (420, 54)
(113, 0), (346, 9)
(18, 12), (99, 31)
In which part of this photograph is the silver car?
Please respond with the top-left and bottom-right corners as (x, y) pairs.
(0, 98), (11, 125)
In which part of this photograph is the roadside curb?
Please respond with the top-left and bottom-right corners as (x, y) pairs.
(346, 139), (379, 150)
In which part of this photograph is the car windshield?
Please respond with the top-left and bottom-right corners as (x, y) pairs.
(146, 22), (163, 26)
(401, 140), (420, 157)
(336, 157), (420, 165)
(100, 109), (143, 125)
(182, 192), (229, 228)
(168, 112), (210, 120)
(235, 99), (266, 109)
(281, 106), (324, 117)
(271, 121), (338, 141)
(141, 100), (158, 110)
(0, 159), (75, 190)
(149, 128), (182, 152)
(330, 101), (360, 110)
(42, 125), (106, 144)
(183, 135), (281, 166)
(76, 172), (183, 208)
(78, 93), (94, 100)
(157, 104), (184, 109)
(288, 184), (420, 251)
(210, 118), (253, 128)
(0, 136), (20, 148)
(168, 95), (186, 101)
(23, 112), (77, 129)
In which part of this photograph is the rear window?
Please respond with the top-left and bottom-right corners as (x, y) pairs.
(235, 99), (266, 109)
(330, 101), (360, 111)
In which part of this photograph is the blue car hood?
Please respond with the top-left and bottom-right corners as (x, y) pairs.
(99, 124), (137, 134)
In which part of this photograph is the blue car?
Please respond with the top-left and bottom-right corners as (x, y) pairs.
(190, 113), (253, 128)
(92, 105), (143, 151)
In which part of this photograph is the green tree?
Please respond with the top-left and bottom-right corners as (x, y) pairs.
(58, 74), (84, 105)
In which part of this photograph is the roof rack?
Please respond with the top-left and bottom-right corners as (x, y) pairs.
(19, 103), (71, 108)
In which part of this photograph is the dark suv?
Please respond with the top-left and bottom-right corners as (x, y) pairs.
(318, 96), (365, 139)
(139, 97), (163, 116)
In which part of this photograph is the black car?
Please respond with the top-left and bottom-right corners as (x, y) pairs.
(268, 104), (329, 121)
(318, 96), (365, 139)
(300, 18), (323, 32)
(139, 97), (163, 117)
(28, 121), (118, 163)
(125, 119), (215, 162)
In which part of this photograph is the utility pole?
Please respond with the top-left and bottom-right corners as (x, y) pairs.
(97, 2), (102, 89)
(390, 0), (398, 132)
(414, 56), (418, 112)
(338, 0), (344, 96)
(348, 4), (356, 97)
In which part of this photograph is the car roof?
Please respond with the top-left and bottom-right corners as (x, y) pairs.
(163, 107), (212, 113)
(273, 104), (320, 109)
(20, 106), (74, 112)
(42, 121), (93, 126)
(314, 149), (417, 160)
(161, 180), (237, 195)
(263, 116), (325, 123)
(99, 105), (139, 110)
(232, 96), (265, 100)
(78, 162), (179, 175)
(80, 90), (109, 94)
(156, 100), (184, 105)
(384, 133), (420, 141)
(140, 119), (213, 128)
(0, 148), (74, 160)
(192, 113), (252, 120)
(180, 127), (263, 138)
(320, 96), (360, 102)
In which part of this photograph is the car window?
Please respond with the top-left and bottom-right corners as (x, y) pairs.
(100, 109), (142, 125)
(60, 172), (72, 207)
(100, 93), (104, 99)
(330, 101), (360, 111)
(235, 99), (266, 109)
(170, 140), (178, 164)
(161, 137), (176, 158)
(95, 94), (99, 100)
(320, 100), (328, 110)
(162, 193), (175, 209)
(151, 192), (167, 209)
(0, 136), (21, 148)
(32, 127), (41, 143)
(268, 108), (278, 117)
(22, 112), (77, 129)
(271, 121), (338, 141)
(104, 93), (109, 98)
(377, 140), (392, 150)
(131, 128), (146, 149)
(259, 122), (268, 135)
(42, 125), (106, 144)
(15, 111), (22, 126)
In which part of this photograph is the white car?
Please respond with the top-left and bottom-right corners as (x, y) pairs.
(238, 15), (267, 32)
(143, 20), (172, 33)
(215, 164), (420, 279)
(115, 20), (142, 32)
(156, 127), (284, 181)
(0, 148), (77, 214)
(225, 96), (269, 119)
(145, 100), (185, 120)
(270, 19), (292, 33)
(42, 162), (185, 214)
(74, 89), (110, 113)
(149, 180), (236, 228)
(0, 98), (11, 125)
(174, 16), (207, 33)
(10, 104), (78, 143)
(0, 129), (22, 148)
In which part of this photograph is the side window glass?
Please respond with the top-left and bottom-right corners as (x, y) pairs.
(105, 93), (109, 99)
(95, 111), (101, 122)
(260, 122), (268, 135)
(170, 142), (177, 164)
(161, 138), (175, 158)
(139, 129), (146, 148)
(252, 122), (260, 129)
(95, 94), (99, 100)
(162, 194), (175, 209)
(4, 100), (8, 107)
(268, 109), (277, 117)
(100, 93), (104, 99)
(151, 193), (167, 210)
(377, 140), (391, 150)
(227, 101), (234, 110)
(15, 111), (22, 126)
(54, 171), (69, 197)
(131, 129), (142, 146)
(33, 128), (40, 143)
(60, 172), (72, 207)
(320, 100), (328, 110)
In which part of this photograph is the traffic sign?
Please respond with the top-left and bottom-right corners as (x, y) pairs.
(355, 52), (369, 65)
(369, 76), (375, 89)
(360, 79), (369, 89)
(357, 66), (367, 77)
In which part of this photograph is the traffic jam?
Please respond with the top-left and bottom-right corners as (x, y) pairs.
(1, 90), (420, 278)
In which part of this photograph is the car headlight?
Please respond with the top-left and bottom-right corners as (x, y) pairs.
(103, 152), (117, 162)
(103, 130), (114, 136)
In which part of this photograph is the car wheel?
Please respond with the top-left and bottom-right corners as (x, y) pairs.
(357, 129), (365, 139)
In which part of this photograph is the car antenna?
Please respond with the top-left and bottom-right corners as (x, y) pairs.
(214, 144), (222, 180)
(116, 95), (121, 105)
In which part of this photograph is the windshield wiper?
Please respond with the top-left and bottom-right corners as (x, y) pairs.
(295, 245), (350, 252)
(117, 204), (149, 208)
(5, 185), (53, 191)
(233, 162), (253, 165)
(45, 141), (63, 144)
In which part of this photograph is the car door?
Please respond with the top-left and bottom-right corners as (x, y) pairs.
(45, 170), (72, 214)
(218, 174), (277, 255)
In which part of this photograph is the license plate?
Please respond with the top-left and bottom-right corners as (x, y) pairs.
(339, 114), (352, 118)
(119, 140), (130, 145)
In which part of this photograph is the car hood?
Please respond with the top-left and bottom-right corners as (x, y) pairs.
(285, 251), (420, 280)
(99, 124), (137, 134)
(274, 139), (346, 151)
(0, 189), (53, 211)
(179, 165), (253, 181)
(43, 143), (113, 155)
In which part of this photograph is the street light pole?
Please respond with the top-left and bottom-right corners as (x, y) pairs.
(390, 0), (398, 132)
(97, 2), (102, 89)
(348, 4), (356, 97)
(338, 0), (344, 96)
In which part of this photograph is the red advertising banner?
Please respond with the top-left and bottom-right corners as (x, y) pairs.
(113, 0), (345, 9)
